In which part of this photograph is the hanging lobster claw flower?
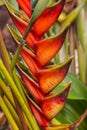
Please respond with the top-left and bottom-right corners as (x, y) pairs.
(27, 98), (50, 127)
(8, 25), (68, 75)
(34, 30), (67, 66)
(21, 30), (67, 71)
(41, 83), (71, 120)
(16, 0), (32, 17)
(36, 58), (72, 94)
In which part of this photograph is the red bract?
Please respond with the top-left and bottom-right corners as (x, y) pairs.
(28, 98), (50, 127)
(33, 0), (65, 36)
(16, 0), (32, 17)
(21, 48), (41, 75)
(36, 58), (72, 94)
(34, 30), (67, 66)
(41, 83), (71, 119)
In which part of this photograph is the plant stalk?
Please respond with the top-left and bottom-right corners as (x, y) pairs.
(77, 41), (86, 83)
(3, 96), (23, 130)
(0, 78), (14, 107)
(0, 96), (19, 130)
(11, 41), (25, 71)
(0, 30), (11, 74)
(69, 25), (76, 75)
(76, 0), (87, 84)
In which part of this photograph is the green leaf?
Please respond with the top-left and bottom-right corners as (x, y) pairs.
(66, 73), (87, 100)
(54, 73), (87, 100)
(56, 100), (87, 130)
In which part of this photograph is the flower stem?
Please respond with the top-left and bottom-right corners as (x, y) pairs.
(0, 30), (11, 74)
(11, 41), (24, 71)
(0, 78), (14, 107)
(0, 96), (19, 130)
(3, 96), (23, 130)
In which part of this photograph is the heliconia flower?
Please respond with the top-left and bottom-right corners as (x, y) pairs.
(16, 0), (32, 17)
(21, 31), (67, 73)
(17, 60), (71, 103)
(33, 30), (67, 66)
(40, 83), (71, 119)
(36, 58), (72, 94)
(8, 25), (68, 75)
(27, 98), (50, 127)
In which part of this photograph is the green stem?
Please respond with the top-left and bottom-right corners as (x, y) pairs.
(0, 96), (19, 130)
(13, 70), (29, 108)
(76, 0), (87, 84)
(0, 78), (15, 107)
(77, 42), (86, 83)
(64, 32), (69, 59)
(76, 0), (86, 50)
(11, 43), (24, 71)
(3, 96), (23, 130)
(0, 59), (40, 130)
(0, 30), (11, 74)
(69, 26), (76, 75)
(54, 53), (60, 64)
